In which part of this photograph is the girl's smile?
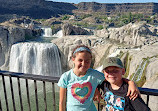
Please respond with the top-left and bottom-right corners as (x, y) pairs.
(72, 51), (92, 76)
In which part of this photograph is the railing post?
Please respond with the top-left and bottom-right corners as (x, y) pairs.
(2, 75), (9, 111)
(25, 79), (31, 111)
(147, 94), (149, 106)
(43, 81), (47, 111)
(9, 77), (16, 111)
(17, 77), (23, 111)
(52, 83), (56, 111)
(34, 80), (39, 111)
(0, 95), (2, 111)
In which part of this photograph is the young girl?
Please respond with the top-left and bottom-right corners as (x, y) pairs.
(57, 45), (138, 111)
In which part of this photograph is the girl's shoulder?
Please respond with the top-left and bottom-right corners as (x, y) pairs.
(58, 69), (73, 84)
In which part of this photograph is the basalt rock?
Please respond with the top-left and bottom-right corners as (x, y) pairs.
(95, 22), (158, 46)
(62, 23), (91, 36)
(0, 26), (34, 70)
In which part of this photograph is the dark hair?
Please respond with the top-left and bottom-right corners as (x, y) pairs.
(71, 45), (92, 58)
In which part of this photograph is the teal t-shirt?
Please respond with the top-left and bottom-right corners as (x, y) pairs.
(58, 68), (105, 111)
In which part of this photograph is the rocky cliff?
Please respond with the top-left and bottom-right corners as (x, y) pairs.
(1, 1), (158, 22)
(0, 26), (35, 70)
(74, 2), (158, 15)
(94, 22), (158, 46)
(0, 0), (77, 21)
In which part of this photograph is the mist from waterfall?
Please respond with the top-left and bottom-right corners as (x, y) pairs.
(9, 42), (62, 77)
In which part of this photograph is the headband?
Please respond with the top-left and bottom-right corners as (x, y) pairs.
(73, 47), (91, 56)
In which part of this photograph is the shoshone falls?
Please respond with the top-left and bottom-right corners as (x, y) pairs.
(9, 26), (63, 77)
(9, 42), (62, 77)
(0, 27), (62, 110)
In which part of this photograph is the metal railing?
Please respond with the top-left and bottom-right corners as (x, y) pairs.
(0, 70), (59, 111)
(138, 87), (158, 106)
(0, 70), (158, 111)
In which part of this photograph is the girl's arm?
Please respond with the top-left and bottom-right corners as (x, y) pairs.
(123, 78), (141, 100)
(59, 87), (67, 111)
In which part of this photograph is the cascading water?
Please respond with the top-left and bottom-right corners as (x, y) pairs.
(132, 59), (148, 82)
(0, 42), (61, 111)
(9, 42), (62, 77)
(41, 27), (53, 37)
(52, 30), (63, 38)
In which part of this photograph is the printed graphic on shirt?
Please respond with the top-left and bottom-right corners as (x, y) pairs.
(71, 82), (92, 104)
(103, 88), (125, 111)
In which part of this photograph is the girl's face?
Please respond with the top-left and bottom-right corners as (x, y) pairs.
(103, 66), (125, 85)
(72, 51), (92, 75)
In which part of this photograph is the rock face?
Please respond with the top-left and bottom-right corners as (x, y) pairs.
(62, 23), (91, 36)
(52, 35), (104, 72)
(0, 26), (33, 70)
(125, 44), (158, 80)
(95, 22), (158, 46)
(53, 22), (158, 74)
(1, 1), (158, 22)
(75, 2), (158, 15)
(142, 75), (158, 111)
(0, 0), (77, 21)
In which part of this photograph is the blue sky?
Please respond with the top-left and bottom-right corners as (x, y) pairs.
(47, 0), (158, 4)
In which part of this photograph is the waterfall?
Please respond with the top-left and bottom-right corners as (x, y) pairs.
(109, 49), (120, 57)
(41, 27), (53, 37)
(52, 30), (63, 38)
(132, 59), (148, 82)
(9, 42), (62, 77)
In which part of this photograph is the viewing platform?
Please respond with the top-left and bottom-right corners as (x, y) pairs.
(0, 70), (157, 111)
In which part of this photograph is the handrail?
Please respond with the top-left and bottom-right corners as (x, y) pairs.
(138, 87), (158, 96)
(0, 70), (60, 111)
(0, 70), (158, 111)
(0, 70), (60, 82)
(138, 87), (158, 106)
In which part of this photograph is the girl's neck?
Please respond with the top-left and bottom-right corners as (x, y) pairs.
(73, 69), (86, 77)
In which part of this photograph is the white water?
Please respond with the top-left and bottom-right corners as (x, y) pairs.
(9, 42), (62, 77)
(41, 27), (53, 37)
(52, 30), (63, 38)
(109, 49), (121, 57)
(132, 59), (147, 82)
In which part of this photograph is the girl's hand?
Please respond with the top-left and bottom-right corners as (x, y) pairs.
(127, 81), (141, 100)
